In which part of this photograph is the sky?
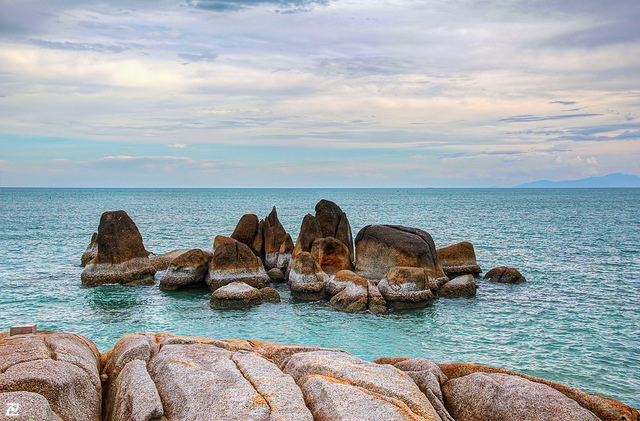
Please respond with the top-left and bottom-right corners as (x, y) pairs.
(1, 0), (639, 187)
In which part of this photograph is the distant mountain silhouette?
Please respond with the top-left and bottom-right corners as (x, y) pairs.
(514, 173), (640, 188)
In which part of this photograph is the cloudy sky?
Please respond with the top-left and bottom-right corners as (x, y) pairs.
(1, 0), (639, 187)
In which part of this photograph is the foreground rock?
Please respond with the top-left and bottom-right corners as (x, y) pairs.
(150, 248), (190, 270)
(0, 330), (102, 421)
(287, 252), (328, 300)
(377, 267), (435, 309)
(484, 266), (526, 284)
(80, 232), (98, 267)
(354, 225), (448, 287)
(209, 281), (264, 309)
(159, 248), (212, 290)
(205, 241), (270, 291)
(439, 274), (477, 298)
(81, 210), (156, 286)
(436, 241), (482, 278)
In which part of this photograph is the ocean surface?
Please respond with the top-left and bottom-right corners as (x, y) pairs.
(0, 188), (638, 407)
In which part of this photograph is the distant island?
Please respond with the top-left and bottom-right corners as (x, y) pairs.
(514, 173), (640, 188)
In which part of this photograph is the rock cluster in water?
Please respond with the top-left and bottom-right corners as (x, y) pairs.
(80, 201), (526, 312)
(1, 329), (637, 421)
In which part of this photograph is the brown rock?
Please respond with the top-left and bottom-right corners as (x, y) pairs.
(287, 252), (328, 300)
(315, 199), (354, 262)
(80, 232), (98, 267)
(263, 206), (288, 270)
(259, 286), (281, 303)
(81, 210), (156, 286)
(231, 214), (260, 247)
(436, 241), (482, 278)
(276, 233), (294, 270)
(0, 331), (102, 421)
(214, 235), (237, 250)
(367, 280), (387, 314)
(291, 214), (323, 261)
(210, 281), (263, 309)
(377, 266), (435, 309)
(150, 248), (190, 270)
(354, 225), (447, 287)
(205, 241), (270, 291)
(159, 248), (212, 290)
(439, 274), (477, 298)
(442, 372), (599, 421)
(327, 271), (368, 313)
(0, 391), (63, 421)
(483, 266), (526, 284)
(310, 236), (353, 275)
(251, 220), (265, 260)
(267, 267), (285, 283)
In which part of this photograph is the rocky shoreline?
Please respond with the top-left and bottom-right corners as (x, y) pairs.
(0, 329), (637, 421)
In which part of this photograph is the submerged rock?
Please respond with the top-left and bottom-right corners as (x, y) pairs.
(80, 232), (98, 267)
(288, 252), (328, 300)
(377, 266), (435, 309)
(210, 281), (264, 309)
(436, 241), (482, 278)
(159, 248), (212, 290)
(150, 248), (190, 270)
(439, 274), (477, 298)
(354, 225), (447, 287)
(484, 266), (526, 284)
(205, 241), (270, 291)
(81, 210), (156, 286)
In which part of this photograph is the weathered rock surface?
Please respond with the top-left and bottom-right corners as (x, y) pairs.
(213, 235), (237, 250)
(276, 233), (294, 271)
(263, 206), (289, 270)
(0, 391), (63, 421)
(354, 225), (448, 287)
(315, 199), (355, 263)
(210, 281), (264, 309)
(288, 252), (328, 300)
(205, 241), (270, 291)
(436, 241), (482, 278)
(159, 248), (213, 290)
(259, 286), (281, 303)
(325, 270), (387, 313)
(439, 274), (477, 298)
(267, 267), (285, 283)
(484, 266), (526, 284)
(291, 214), (323, 261)
(230, 213), (260, 247)
(150, 248), (190, 270)
(81, 210), (156, 286)
(442, 372), (600, 421)
(0, 330), (102, 421)
(377, 266), (435, 309)
(310, 236), (353, 275)
(80, 232), (98, 267)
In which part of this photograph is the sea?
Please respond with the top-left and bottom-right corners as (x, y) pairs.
(0, 188), (638, 407)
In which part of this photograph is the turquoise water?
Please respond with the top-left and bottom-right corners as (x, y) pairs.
(0, 188), (638, 407)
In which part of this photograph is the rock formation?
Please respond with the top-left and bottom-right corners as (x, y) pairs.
(484, 266), (526, 284)
(159, 248), (212, 290)
(310, 236), (353, 275)
(377, 266), (435, 309)
(315, 199), (355, 262)
(354, 225), (448, 287)
(263, 206), (289, 270)
(205, 241), (270, 291)
(209, 281), (265, 309)
(291, 214), (323, 261)
(150, 248), (190, 270)
(287, 252), (328, 300)
(230, 213), (259, 247)
(81, 210), (156, 286)
(436, 241), (482, 278)
(80, 232), (98, 267)
(213, 235), (237, 250)
(325, 270), (386, 313)
(439, 274), (478, 298)
(276, 233), (294, 271)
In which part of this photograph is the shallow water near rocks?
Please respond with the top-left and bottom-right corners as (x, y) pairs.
(1, 187), (638, 407)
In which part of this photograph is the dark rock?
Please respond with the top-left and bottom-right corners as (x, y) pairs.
(231, 214), (260, 247)
(377, 266), (435, 309)
(484, 266), (526, 284)
(310, 236), (353, 275)
(81, 210), (156, 286)
(287, 252), (327, 300)
(267, 267), (285, 283)
(315, 199), (354, 262)
(437, 241), (482, 278)
(205, 241), (270, 291)
(439, 274), (477, 298)
(159, 249), (212, 290)
(150, 249), (191, 271)
(276, 233), (293, 270)
(354, 225), (447, 287)
(210, 281), (263, 309)
(259, 287), (281, 303)
(251, 220), (265, 260)
(291, 214), (323, 261)
(81, 232), (98, 267)
(263, 206), (288, 270)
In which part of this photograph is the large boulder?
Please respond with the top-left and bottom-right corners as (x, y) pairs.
(263, 207), (289, 270)
(483, 266), (526, 284)
(159, 249), (213, 290)
(354, 225), (447, 287)
(287, 252), (328, 300)
(436, 241), (482, 278)
(210, 281), (264, 309)
(439, 274), (477, 298)
(0, 330), (102, 421)
(315, 199), (354, 263)
(150, 248), (190, 270)
(310, 236), (353, 275)
(205, 241), (270, 291)
(230, 214), (260, 247)
(80, 232), (98, 267)
(213, 235), (237, 250)
(377, 266), (435, 309)
(442, 372), (599, 421)
(326, 270), (387, 313)
(81, 210), (156, 286)
(291, 214), (323, 261)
